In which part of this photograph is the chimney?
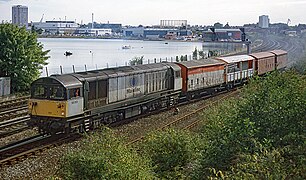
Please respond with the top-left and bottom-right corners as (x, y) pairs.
(92, 13), (94, 29)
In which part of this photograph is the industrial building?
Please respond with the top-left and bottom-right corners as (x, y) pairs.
(123, 27), (192, 40)
(91, 23), (122, 33)
(32, 21), (79, 34)
(203, 28), (242, 42)
(123, 27), (145, 37)
(259, 15), (270, 28)
(75, 28), (112, 36)
(12, 5), (28, 28)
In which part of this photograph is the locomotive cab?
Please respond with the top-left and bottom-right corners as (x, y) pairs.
(29, 75), (84, 118)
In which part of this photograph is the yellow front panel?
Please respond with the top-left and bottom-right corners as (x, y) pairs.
(28, 99), (68, 118)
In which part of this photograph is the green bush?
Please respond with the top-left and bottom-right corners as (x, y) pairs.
(141, 129), (201, 179)
(193, 71), (306, 179)
(59, 127), (154, 180)
(239, 71), (305, 147)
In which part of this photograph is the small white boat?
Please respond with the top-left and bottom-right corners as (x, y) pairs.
(122, 45), (131, 49)
(64, 51), (73, 56)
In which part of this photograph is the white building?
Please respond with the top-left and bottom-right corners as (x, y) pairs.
(12, 5), (28, 28)
(32, 21), (79, 34)
(75, 28), (112, 36)
(259, 15), (270, 28)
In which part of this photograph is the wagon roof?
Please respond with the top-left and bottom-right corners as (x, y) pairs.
(250, 52), (274, 59)
(176, 59), (224, 69)
(270, 49), (287, 55)
(216, 55), (255, 64)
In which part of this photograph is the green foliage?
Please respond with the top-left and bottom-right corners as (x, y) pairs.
(194, 71), (306, 179)
(292, 50), (306, 74)
(129, 56), (144, 65)
(239, 71), (305, 147)
(192, 47), (198, 60)
(60, 127), (154, 180)
(208, 50), (219, 57)
(141, 129), (201, 179)
(0, 23), (49, 92)
(198, 50), (205, 59)
(213, 22), (223, 29)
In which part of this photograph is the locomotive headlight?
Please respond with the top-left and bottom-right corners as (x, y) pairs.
(61, 112), (65, 116)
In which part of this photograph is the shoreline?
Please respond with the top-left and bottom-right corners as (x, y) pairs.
(37, 35), (203, 43)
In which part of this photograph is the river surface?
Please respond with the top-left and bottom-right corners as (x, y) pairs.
(38, 38), (206, 76)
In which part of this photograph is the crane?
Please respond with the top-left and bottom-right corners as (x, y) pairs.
(40, 14), (44, 23)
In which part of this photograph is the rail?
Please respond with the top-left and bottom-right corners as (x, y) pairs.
(126, 89), (240, 146)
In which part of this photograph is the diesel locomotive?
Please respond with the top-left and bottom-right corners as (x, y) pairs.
(28, 50), (287, 134)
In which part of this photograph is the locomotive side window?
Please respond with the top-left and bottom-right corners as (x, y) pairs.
(69, 88), (81, 99)
(175, 71), (181, 78)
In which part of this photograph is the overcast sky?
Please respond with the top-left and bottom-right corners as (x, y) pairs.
(0, 0), (305, 26)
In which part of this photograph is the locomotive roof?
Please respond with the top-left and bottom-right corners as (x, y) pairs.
(68, 63), (169, 81)
(250, 52), (274, 59)
(270, 49), (287, 55)
(216, 55), (255, 64)
(176, 58), (224, 69)
(34, 74), (83, 89)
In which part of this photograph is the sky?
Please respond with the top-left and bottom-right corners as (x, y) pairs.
(0, 0), (305, 26)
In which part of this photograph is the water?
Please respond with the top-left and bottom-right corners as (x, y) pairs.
(38, 38), (205, 76)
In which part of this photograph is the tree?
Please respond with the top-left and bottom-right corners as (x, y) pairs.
(198, 50), (205, 59)
(0, 23), (49, 92)
(213, 22), (223, 29)
(129, 56), (144, 65)
(192, 47), (198, 60)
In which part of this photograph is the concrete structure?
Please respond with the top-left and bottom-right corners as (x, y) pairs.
(0, 77), (11, 96)
(12, 5), (28, 28)
(32, 21), (79, 34)
(259, 15), (270, 28)
(75, 28), (112, 36)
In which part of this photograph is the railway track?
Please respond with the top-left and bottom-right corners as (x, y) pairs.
(0, 115), (31, 138)
(0, 133), (81, 168)
(126, 89), (240, 146)
(0, 95), (29, 111)
(0, 95), (31, 138)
